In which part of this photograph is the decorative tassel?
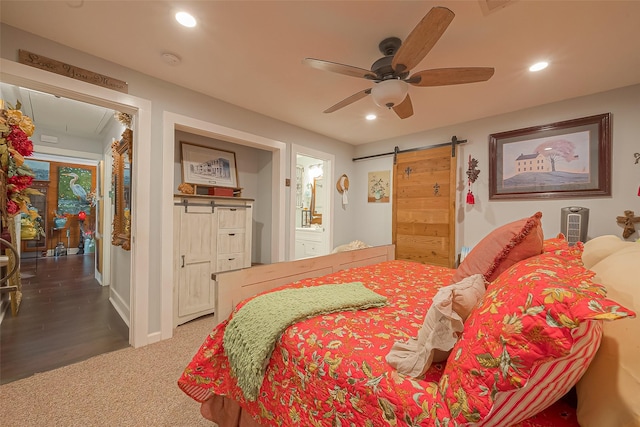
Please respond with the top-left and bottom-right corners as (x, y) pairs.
(466, 189), (475, 205)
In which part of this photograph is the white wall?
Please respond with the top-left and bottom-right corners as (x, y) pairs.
(353, 84), (640, 252)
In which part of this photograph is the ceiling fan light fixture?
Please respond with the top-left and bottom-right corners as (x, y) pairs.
(371, 79), (408, 109)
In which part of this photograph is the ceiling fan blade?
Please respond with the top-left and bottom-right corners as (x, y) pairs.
(304, 58), (377, 80)
(392, 7), (455, 74)
(409, 67), (495, 87)
(393, 93), (413, 119)
(323, 88), (372, 113)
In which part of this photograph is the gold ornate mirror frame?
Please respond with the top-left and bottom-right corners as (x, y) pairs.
(112, 128), (132, 250)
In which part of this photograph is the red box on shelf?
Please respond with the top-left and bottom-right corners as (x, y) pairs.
(208, 187), (234, 197)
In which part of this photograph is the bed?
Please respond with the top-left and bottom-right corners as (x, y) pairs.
(179, 213), (639, 427)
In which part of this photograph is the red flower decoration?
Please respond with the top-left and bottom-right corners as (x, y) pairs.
(6, 125), (34, 157)
(8, 174), (33, 192)
(6, 200), (20, 215)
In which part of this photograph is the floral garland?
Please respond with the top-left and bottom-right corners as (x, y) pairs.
(0, 99), (41, 220)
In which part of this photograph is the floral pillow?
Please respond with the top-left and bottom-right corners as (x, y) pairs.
(542, 232), (569, 253)
(436, 245), (636, 426)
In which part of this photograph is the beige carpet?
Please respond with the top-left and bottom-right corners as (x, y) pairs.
(0, 315), (218, 426)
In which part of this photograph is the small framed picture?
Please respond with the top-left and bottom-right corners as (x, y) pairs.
(181, 142), (238, 188)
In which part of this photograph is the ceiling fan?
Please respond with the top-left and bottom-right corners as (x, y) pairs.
(303, 6), (495, 119)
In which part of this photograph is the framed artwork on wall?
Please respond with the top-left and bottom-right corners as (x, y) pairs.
(57, 166), (93, 214)
(24, 159), (50, 181)
(181, 142), (238, 188)
(489, 113), (611, 200)
(368, 170), (390, 203)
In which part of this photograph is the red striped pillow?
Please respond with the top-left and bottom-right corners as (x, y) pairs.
(480, 321), (602, 426)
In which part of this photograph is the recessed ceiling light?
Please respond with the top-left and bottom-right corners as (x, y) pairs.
(175, 11), (197, 28)
(366, 114), (377, 121)
(529, 61), (549, 72)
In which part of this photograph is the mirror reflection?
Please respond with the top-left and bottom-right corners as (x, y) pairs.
(296, 159), (323, 227)
(112, 128), (132, 250)
(311, 176), (323, 224)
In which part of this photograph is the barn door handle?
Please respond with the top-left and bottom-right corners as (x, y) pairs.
(181, 255), (185, 268)
(228, 233), (235, 236)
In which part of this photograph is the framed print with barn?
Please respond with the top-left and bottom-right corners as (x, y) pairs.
(489, 113), (611, 200)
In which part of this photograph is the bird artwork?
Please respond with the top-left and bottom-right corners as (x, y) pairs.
(63, 172), (88, 202)
(56, 167), (93, 218)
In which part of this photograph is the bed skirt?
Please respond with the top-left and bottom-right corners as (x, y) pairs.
(200, 393), (580, 427)
(201, 395), (262, 427)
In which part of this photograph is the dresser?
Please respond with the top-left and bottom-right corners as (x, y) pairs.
(173, 195), (253, 326)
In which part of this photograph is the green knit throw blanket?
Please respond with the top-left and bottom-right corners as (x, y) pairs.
(223, 282), (387, 401)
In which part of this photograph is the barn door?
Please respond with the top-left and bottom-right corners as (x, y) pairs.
(392, 145), (457, 267)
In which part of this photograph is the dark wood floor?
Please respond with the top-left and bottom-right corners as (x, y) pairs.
(0, 253), (129, 384)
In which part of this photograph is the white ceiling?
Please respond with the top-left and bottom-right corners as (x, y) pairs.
(0, 82), (115, 140)
(1, 1), (639, 146)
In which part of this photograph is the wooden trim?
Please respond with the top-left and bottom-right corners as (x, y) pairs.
(448, 145), (458, 267)
(214, 244), (395, 325)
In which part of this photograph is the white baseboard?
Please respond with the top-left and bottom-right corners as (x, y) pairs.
(147, 331), (162, 344)
(109, 294), (130, 328)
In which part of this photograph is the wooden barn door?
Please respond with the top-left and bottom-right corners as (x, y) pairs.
(392, 145), (457, 267)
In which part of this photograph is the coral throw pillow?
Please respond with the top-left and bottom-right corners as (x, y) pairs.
(437, 244), (636, 426)
(452, 212), (544, 283)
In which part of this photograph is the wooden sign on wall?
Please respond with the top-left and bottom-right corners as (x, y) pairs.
(18, 49), (128, 93)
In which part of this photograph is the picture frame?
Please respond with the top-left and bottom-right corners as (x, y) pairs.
(57, 165), (93, 214)
(368, 170), (390, 203)
(181, 142), (238, 188)
(489, 113), (611, 200)
(24, 159), (50, 181)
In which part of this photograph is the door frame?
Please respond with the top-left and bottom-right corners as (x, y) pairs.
(0, 58), (152, 347)
(289, 144), (334, 260)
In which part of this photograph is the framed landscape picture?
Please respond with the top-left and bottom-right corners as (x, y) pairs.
(181, 142), (238, 188)
(24, 159), (50, 181)
(489, 113), (611, 200)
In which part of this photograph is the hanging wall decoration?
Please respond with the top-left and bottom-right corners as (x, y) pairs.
(57, 166), (93, 215)
(616, 210), (640, 239)
(466, 155), (480, 205)
(336, 174), (350, 207)
(368, 170), (390, 203)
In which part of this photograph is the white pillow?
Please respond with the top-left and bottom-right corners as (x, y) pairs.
(576, 243), (640, 427)
(582, 234), (631, 269)
(386, 274), (486, 378)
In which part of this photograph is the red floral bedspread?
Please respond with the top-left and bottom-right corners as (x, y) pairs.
(178, 260), (578, 427)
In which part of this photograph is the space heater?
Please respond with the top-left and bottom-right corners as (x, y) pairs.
(560, 207), (589, 246)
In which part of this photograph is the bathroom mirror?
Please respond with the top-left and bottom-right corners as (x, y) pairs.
(112, 128), (132, 250)
(311, 176), (323, 225)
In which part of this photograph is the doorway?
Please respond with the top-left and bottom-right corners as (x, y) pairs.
(1, 58), (152, 347)
(290, 145), (334, 260)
